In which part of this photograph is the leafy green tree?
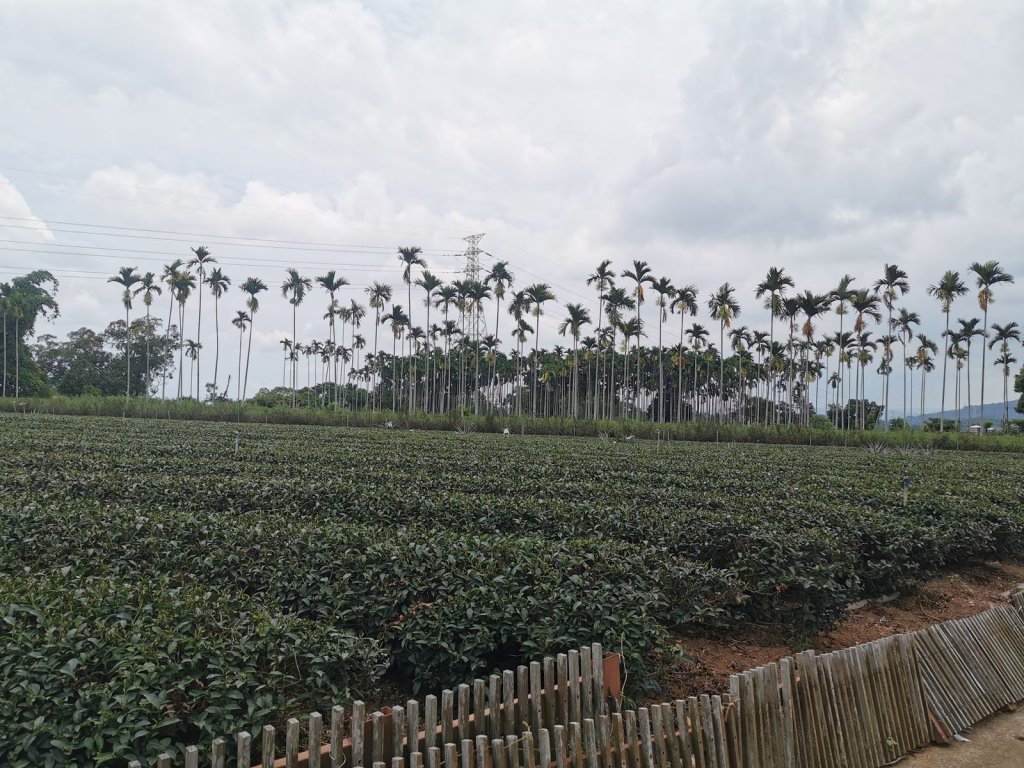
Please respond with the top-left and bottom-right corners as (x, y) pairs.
(1, 270), (59, 397)
(34, 318), (176, 396)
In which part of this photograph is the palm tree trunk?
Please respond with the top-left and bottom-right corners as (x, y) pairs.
(981, 306), (989, 419)
(145, 305), (152, 397)
(691, 350), (699, 422)
(532, 314), (541, 418)
(196, 269), (203, 399)
(920, 366), (926, 424)
(634, 303), (641, 420)
(14, 318), (19, 397)
(474, 325), (482, 415)
(425, 297), (432, 414)
(291, 304), (297, 407)
(237, 325), (244, 401)
(608, 332), (616, 420)
(406, 282), (413, 412)
(178, 304), (185, 399)
(677, 313), (685, 423)
(901, 337), (908, 424)
(212, 294), (220, 399)
(572, 339), (579, 417)
(835, 312), (844, 428)
(243, 312), (254, 402)
(125, 305), (132, 399)
(950, 362), (958, 430)
(966, 344), (973, 426)
(657, 310), (664, 422)
(908, 361), (914, 422)
(767, 305), (775, 426)
(719, 323), (725, 424)
(1004, 365), (1010, 429)
(371, 310), (380, 410)
(162, 291), (174, 399)
(622, 334), (631, 419)
(884, 305), (892, 428)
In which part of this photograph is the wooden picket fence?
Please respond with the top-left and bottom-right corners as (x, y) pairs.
(131, 597), (1024, 768)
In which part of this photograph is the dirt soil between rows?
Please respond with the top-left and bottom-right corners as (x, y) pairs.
(658, 560), (1024, 702)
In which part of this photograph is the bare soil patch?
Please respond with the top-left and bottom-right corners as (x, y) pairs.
(658, 560), (1024, 702)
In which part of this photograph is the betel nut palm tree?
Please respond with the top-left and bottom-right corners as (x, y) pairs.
(239, 276), (268, 401)
(968, 260), (1013, 420)
(282, 268), (312, 406)
(107, 266), (142, 398)
(926, 270), (968, 432)
(188, 246), (217, 399)
(707, 283), (740, 423)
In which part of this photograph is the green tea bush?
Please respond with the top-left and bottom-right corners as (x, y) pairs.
(0, 571), (386, 768)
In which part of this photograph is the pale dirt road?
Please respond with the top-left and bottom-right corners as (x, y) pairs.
(907, 708), (1024, 767)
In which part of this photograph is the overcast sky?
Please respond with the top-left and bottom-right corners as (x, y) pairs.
(2, 0), (1023, 415)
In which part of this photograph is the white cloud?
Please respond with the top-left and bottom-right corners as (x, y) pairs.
(1, 0), (1023, 412)
(0, 175), (53, 240)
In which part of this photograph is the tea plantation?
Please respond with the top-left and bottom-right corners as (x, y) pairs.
(2, 413), (1023, 766)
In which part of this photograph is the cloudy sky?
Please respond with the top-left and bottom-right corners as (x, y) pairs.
(2, 0), (1023, 415)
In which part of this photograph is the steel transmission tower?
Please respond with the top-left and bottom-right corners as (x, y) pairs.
(462, 233), (487, 339)
(463, 233), (485, 282)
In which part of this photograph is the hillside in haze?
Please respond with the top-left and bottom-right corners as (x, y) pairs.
(905, 400), (1020, 428)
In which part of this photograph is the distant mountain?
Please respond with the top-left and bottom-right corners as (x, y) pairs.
(904, 400), (1019, 428)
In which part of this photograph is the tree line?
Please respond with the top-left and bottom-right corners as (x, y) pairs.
(3, 252), (1020, 430)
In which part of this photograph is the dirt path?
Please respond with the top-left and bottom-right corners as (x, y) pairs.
(659, 560), (1024, 700)
(907, 708), (1024, 766)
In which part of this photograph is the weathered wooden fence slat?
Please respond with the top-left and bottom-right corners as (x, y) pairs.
(127, 599), (1024, 768)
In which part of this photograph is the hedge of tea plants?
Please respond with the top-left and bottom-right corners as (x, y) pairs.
(1, 414), (1023, 765)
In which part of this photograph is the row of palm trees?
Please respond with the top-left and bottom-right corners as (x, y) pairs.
(107, 250), (1018, 429)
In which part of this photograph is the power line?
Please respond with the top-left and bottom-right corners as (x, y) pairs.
(0, 221), (460, 256)
(0, 265), (406, 291)
(0, 215), (456, 252)
(0, 244), (463, 273)
(0, 165), (478, 239)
